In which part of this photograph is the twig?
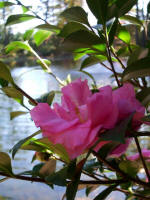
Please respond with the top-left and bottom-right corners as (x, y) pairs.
(13, 83), (38, 106)
(116, 188), (150, 200)
(0, 171), (128, 185)
(92, 151), (150, 188)
(134, 136), (150, 182)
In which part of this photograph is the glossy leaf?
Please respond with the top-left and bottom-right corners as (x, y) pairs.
(120, 15), (143, 27)
(94, 184), (118, 200)
(36, 91), (55, 106)
(122, 57), (150, 81)
(0, 61), (14, 83)
(5, 41), (31, 53)
(117, 25), (131, 44)
(119, 160), (138, 177)
(100, 113), (134, 143)
(10, 111), (28, 120)
(6, 14), (35, 26)
(45, 167), (68, 186)
(11, 130), (41, 159)
(36, 24), (60, 33)
(33, 138), (70, 163)
(63, 30), (102, 51)
(0, 1), (15, 8)
(81, 56), (107, 70)
(34, 30), (52, 46)
(0, 152), (13, 175)
(60, 6), (89, 25)
(127, 48), (148, 66)
(59, 22), (88, 38)
(86, 0), (108, 24)
(23, 29), (34, 41)
(2, 87), (23, 105)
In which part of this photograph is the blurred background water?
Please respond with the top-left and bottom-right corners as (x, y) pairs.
(0, 64), (125, 200)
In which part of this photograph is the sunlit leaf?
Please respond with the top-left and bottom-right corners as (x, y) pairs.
(34, 30), (52, 46)
(6, 14), (36, 26)
(11, 130), (41, 158)
(23, 29), (34, 41)
(117, 25), (131, 44)
(5, 41), (31, 53)
(33, 138), (70, 163)
(0, 1), (15, 8)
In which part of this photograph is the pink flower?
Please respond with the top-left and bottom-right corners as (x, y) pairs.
(127, 149), (150, 162)
(30, 79), (145, 159)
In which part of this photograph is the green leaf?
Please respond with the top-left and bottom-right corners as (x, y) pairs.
(23, 29), (34, 41)
(120, 15), (143, 27)
(62, 30), (102, 51)
(100, 113), (134, 143)
(0, 78), (8, 87)
(109, 18), (118, 45)
(86, 0), (108, 24)
(11, 130), (41, 159)
(33, 138), (70, 163)
(60, 6), (89, 25)
(122, 57), (150, 81)
(94, 184), (118, 200)
(80, 70), (96, 86)
(45, 167), (68, 186)
(6, 14), (35, 26)
(0, 2), (15, 8)
(10, 111), (28, 120)
(2, 87), (23, 105)
(34, 30), (52, 46)
(5, 41), (31, 53)
(117, 25), (131, 44)
(127, 48), (148, 66)
(36, 24), (60, 34)
(107, 0), (137, 21)
(136, 88), (150, 106)
(0, 152), (13, 175)
(22, 6), (29, 13)
(36, 91), (55, 106)
(119, 160), (138, 177)
(59, 22), (88, 38)
(147, 2), (150, 14)
(81, 56), (103, 70)
(0, 61), (14, 83)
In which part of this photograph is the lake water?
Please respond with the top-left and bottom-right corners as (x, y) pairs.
(0, 64), (125, 200)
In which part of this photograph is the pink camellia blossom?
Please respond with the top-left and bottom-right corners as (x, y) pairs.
(30, 79), (145, 159)
(127, 149), (150, 162)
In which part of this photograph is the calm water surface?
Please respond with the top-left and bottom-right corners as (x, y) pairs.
(0, 64), (125, 200)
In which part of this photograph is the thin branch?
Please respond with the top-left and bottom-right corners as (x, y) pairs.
(13, 83), (38, 106)
(110, 47), (126, 69)
(92, 151), (150, 188)
(134, 136), (150, 182)
(0, 171), (128, 185)
(116, 188), (150, 200)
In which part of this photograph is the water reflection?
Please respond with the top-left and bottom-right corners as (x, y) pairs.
(0, 65), (124, 200)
